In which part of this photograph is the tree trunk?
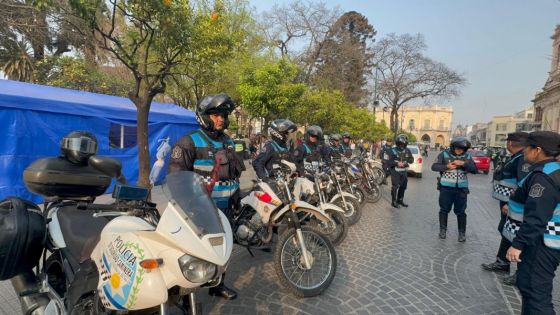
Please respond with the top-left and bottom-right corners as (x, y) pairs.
(390, 107), (399, 135)
(132, 97), (152, 189)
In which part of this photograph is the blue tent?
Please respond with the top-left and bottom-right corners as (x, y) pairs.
(0, 80), (199, 203)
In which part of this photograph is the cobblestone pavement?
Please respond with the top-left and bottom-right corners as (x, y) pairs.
(1, 154), (559, 314)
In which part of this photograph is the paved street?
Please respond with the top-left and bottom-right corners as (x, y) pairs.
(1, 153), (559, 314)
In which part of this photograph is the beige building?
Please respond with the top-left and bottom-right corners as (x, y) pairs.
(375, 105), (453, 148)
(533, 25), (560, 132)
(485, 106), (534, 147)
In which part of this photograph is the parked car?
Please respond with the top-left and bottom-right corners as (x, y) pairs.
(407, 144), (424, 178)
(469, 150), (491, 174)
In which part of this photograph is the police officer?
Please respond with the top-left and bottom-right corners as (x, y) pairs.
(503, 131), (560, 315)
(481, 132), (530, 284)
(168, 93), (243, 300)
(380, 137), (394, 185)
(340, 132), (353, 158)
(294, 125), (324, 177)
(252, 119), (298, 179)
(431, 137), (477, 242)
(387, 134), (414, 208)
(323, 134), (343, 164)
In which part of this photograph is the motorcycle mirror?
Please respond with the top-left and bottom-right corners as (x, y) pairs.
(89, 156), (126, 184)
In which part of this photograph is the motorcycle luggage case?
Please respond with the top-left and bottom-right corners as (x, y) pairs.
(23, 157), (111, 198)
(0, 197), (46, 280)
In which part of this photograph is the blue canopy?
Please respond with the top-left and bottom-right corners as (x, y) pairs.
(0, 80), (199, 203)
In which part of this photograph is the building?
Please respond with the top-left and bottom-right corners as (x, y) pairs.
(468, 123), (488, 146)
(533, 25), (560, 132)
(453, 124), (468, 137)
(375, 105), (453, 148)
(485, 106), (534, 147)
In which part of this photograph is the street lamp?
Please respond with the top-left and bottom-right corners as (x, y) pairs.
(234, 109), (241, 138)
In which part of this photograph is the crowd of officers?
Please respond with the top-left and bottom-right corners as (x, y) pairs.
(166, 93), (560, 314)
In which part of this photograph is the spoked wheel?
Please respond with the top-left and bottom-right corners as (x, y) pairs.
(349, 186), (367, 208)
(364, 183), (382, 203)
(371, 167), (386, 185)
(311, 210), (348, 246)
(274, 226), (337, 297)
(333, 198), (361, 226)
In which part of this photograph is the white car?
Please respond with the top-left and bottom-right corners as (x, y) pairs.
(407, 144), (424, 178)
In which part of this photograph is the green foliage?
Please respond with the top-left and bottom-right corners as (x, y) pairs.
(395, 130), (417, 143)
(33, 56), (132, 96)
(237, 58), (306, 124)
(0, 33), (34, 82)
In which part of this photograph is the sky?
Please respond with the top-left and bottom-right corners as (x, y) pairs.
(249, 0), (560, 127)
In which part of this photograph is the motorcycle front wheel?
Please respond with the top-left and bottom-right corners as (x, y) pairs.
(274, 226), (337, 297)
(371, 167), (386, 185)
(310, 210), (348, 246)
(333, 198), (361, 226)
(349, 186), (367, 208)
(364, 183), (382, 203)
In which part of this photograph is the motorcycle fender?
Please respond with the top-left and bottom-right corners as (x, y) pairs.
(329, 192), (358, 204)
(319, 203), (346, 214)
(91, 216), (168, 311)
(272, 201), (331, 224)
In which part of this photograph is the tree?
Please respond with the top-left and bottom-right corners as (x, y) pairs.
(237, 58), (306, 127)
(313, 11), (376, 106)
(373, 33), (466, 134)
(70, 0), (213, 187)
(0, 33), (34, 81)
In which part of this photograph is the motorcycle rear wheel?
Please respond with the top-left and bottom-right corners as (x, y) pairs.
(274, 226), (337, 297)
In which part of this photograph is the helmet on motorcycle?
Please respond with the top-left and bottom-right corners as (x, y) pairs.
(329, 134), (341, 146)
(395, 134), (408, 147)
(196, 93), (236, 132)
(450, 137), (471, 152)
(305, 125), (323, 142)
(60, 131), (98, 165)
(269, 119), (297, 145)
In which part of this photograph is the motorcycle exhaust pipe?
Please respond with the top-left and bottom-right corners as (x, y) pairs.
(10, 271), (50, 315)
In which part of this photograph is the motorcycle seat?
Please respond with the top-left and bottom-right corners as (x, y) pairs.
(57, 205), (110, 263)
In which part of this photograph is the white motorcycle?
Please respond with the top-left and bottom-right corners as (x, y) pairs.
(7, 155), (232, 314)
(232, 161), (337, 297)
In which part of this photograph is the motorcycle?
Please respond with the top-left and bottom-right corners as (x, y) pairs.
(232, 161), (337, 297)
(348, 157), (382, 204)
(317, 165), (362, 226)
(7, 155), (232, 315)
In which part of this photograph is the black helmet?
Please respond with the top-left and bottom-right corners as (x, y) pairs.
(305, 125), (323, 141)
(450, 137), (471, 152)
(196, 93), (236, 132)
(268, 119), (297, 145)
(341, 132), (351, 139)
(395, 134), (408, 147)
(60, 131), (98, 165)
(329, 133), (341, 146)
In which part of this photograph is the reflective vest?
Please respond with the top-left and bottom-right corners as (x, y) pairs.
(439, 151), (469, 189)
(502, 161), (560, 250)
(492, 153), (523, 202)
(303, 143), (322, 173)
(391, 148), (410, 172)
(189, 130), (239, 209)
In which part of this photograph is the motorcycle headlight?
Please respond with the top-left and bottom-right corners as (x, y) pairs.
(178, 255), (217, 284)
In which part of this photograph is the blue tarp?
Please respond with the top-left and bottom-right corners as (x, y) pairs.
(0, 80), (199, 203)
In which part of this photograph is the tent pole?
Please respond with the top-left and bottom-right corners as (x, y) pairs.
(120, 125), (124, 149)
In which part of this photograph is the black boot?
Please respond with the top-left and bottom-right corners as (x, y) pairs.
(391, 189), (400, 208)
(208, 276), (237, 300)
(438, 212), (447, 239)
(397, 199), (408, 207)
(458, 215), (467, 242)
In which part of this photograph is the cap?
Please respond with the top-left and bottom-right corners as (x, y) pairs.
(524, 131), (560, 152)
(506, 131), (529, 142)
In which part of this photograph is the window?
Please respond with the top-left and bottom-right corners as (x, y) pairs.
(439, 120), (445, 129)
(496, 123), (507, 132)
(527, 113), (533, 119)
(495, 134), (506, 142)
(423, 119), (431, 129)
(109, 123), (137, 148)
(408, 119), (415, 130)
(408, 147), (419, 154)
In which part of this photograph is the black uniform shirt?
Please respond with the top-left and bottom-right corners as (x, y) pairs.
(252, 140), (291, 179)
(511, 159), (560, 251)
(387, 147), (414, 168)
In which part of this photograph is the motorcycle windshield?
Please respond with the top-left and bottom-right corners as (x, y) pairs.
(163, 171), (224, 237)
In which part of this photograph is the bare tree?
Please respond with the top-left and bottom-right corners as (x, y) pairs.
(373, 33), (466, 134)
(260, 0), (340, 80)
